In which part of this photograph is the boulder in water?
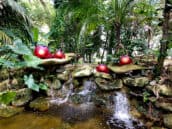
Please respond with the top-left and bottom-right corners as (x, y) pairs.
(29, 97), (50, 111)
(0, 106), (24, 117)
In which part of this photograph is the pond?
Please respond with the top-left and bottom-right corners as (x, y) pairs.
(0, 92), (145, 129)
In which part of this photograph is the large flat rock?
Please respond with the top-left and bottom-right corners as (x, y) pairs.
(108, 64), (145, 73)
(41, 53), (75, 65)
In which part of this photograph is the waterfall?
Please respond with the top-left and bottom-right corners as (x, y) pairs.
(50, 78), (73, 105)
(114, 92), (134, 128)
(107, 92), (135, 129)
(78, 80), (94, 95)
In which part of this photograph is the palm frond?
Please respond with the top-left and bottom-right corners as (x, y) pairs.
(0, 0), (32, 41)
(0, 30), (12, 44)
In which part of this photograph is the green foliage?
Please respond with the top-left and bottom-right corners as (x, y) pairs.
(0, 0), (32, 42)
(32, 27), (39, 43)
(0, 91), (16, 105)
(0, 30), (12, 44)
(24, 74), (48, 92)
(9, 39), (32, 55)
(143, 91), (151, 103)
(23, 55), (43, 69)
(0, 38), (43, 69)
(50, 0), (104, 55)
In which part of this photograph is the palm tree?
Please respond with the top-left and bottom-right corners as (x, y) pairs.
(106, 0), (134, 54)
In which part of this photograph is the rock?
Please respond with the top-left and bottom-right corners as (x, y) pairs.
(0, 79), (9, 92)
(41, 53), (75, 65)
(57, 71), (69, 81)
(155, 101), (172, 112)
(72, 65), (93, 78)
(108, 64), (145, 73)
(12, 88), (32, 106)
(95, 78), (123, 91)
(70, 94), (85, 104)
(147, 84), (172, 97)
(29, 97), (50, 111)
(0, 79), (22, 92)
(0, 106), (24, 117)
(73, 79), (80, 87)
(163, 114), (172, 128)
(51, 79), (62, 90)
(93, 70), (112, 80)
(123, 77), (149, 87)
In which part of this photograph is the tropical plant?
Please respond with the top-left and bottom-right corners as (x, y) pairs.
(0, 91), (16, 105)
(0, 0), (32, 42)
(24, 74), (48, 92)
(50, 0), (105, 62)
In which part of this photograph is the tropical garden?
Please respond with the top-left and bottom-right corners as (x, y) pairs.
(0, 0), (172, 129)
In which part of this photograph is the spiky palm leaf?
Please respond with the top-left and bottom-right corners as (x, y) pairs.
(0, 30), (12, 44)
(0, 0), (32, 41)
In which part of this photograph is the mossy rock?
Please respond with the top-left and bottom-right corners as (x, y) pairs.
(123, 77), (149, 87)
(50, 79), (62, 90)
(72, 65), (93, 78)
(163, 114), (172, 129)
(41, 53), (75, 65)
(95, 78), (123, 91)
(155, 101), (172, 112)
(29, 97), (50, 111)
(108, 64), (145, 73)
(57, 71), (70, 81)
(0, 106), (24, 117)
(0, 79), (9, 92)
(93, 71), (112, 80)
(0, 78), (23, 92)
(12, 88), (32, 107)
(147, 84), (172, 97)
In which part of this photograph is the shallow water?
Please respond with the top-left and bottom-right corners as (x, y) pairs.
(0, 104), (108, 129)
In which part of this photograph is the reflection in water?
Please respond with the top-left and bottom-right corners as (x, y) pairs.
(0, 108), (107, 129)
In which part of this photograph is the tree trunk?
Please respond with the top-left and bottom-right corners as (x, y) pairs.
(108, 25), (115, 54)
(116, 24), (121, 47)
(156, 0), (171, 75)
(115, 24), (124, 55)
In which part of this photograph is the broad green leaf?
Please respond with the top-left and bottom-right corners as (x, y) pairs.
(0, 91), (16, 105)
(0, 58), (15, 68)
(24, 74), (39, 92)
(9, 39), (32, 55)
(32, 27), (39, 43)
(39, 83), (48, 91)
(23, 55), (43, 69)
